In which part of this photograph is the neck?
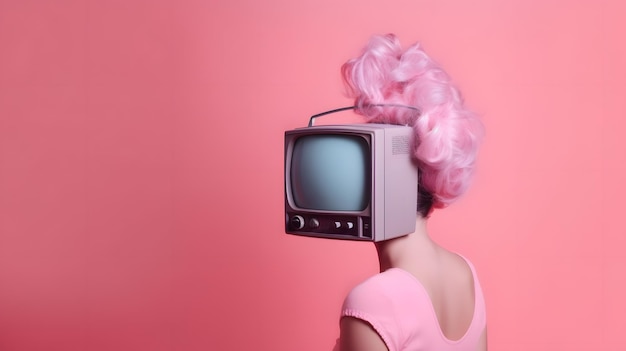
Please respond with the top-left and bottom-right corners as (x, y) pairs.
(374, 217), (438, 272)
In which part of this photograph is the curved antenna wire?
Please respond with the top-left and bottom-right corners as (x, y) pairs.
(308, 104), (420, 127)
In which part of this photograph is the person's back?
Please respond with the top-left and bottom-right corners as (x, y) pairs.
(418, 247), (477, 342)
(338, 229), (487, 351)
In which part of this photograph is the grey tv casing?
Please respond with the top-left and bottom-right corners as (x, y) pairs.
(284, 124), (418, 242)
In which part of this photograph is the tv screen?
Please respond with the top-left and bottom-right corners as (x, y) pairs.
(290, 135), (370, 211)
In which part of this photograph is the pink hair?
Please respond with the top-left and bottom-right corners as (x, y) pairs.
(342, 34), (484, 209)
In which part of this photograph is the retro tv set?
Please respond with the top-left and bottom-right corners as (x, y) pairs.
(284, 106), (419, 241)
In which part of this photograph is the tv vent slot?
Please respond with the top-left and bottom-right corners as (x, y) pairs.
(392, 135), (410, 155)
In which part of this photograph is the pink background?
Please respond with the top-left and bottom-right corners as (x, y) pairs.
(1, 0), (624, 350)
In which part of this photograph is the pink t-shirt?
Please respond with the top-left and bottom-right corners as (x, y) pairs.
(336, 256), (486, 351)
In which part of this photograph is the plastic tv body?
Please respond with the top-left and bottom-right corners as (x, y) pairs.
(284, 123), (418, 242)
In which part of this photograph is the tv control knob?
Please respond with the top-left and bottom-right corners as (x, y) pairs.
(309, 218), (320, 228)
(290, 215), (305, 230)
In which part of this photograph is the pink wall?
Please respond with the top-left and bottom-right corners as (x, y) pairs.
(1, 0), (624, 350)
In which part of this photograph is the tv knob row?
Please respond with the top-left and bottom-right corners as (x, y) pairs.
(289, 215), (356, 231)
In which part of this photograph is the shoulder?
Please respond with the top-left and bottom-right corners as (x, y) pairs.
(342, 270), (407, 316)
(448, 252), (476, 286)
(340, 270), (415, 351)
(451, 253), (485, 299)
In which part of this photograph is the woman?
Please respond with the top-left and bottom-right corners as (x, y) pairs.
(336, 34), (487, 351)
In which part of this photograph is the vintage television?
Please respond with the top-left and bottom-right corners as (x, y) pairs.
(284, 121), (419, 241)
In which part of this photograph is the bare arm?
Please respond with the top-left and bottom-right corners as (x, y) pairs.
(339, 317), (389, 351)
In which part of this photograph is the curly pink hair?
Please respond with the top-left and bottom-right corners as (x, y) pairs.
(342, 34), (484, 209)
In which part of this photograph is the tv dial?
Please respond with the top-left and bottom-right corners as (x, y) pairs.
(290, 215), (305, 230)
(309, 218), (320, 228)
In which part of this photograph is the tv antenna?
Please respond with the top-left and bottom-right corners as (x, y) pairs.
(308, 104), (420, 127)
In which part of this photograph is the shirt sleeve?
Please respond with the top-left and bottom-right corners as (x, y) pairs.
(340, 276), (400, 351)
